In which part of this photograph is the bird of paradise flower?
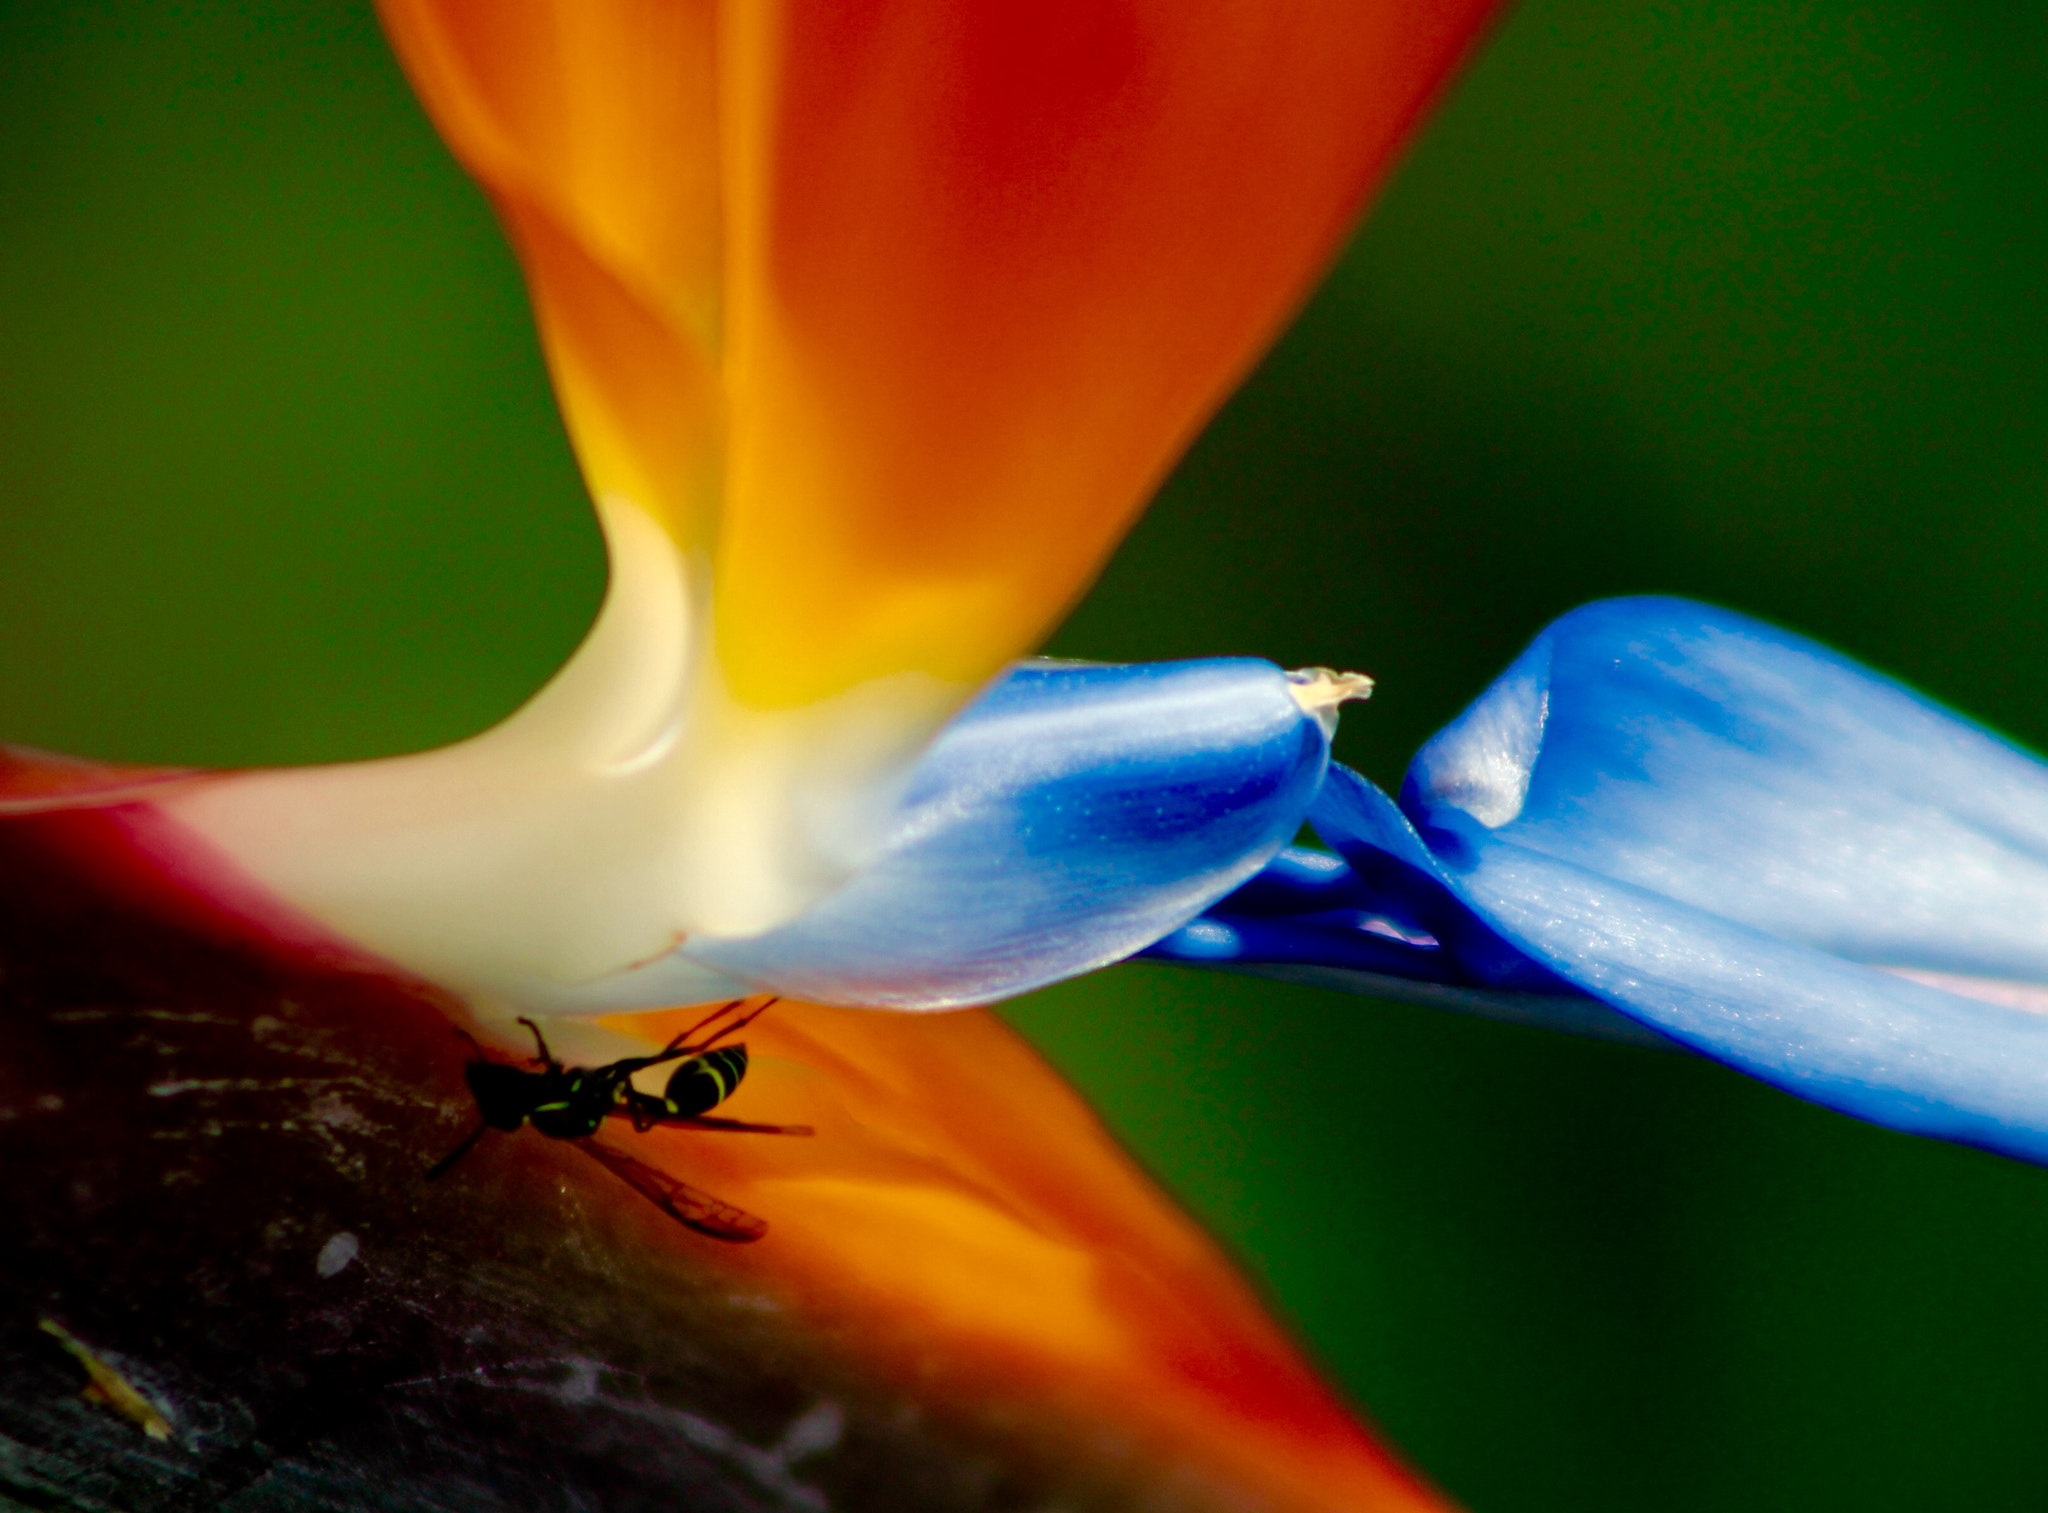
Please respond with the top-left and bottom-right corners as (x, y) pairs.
(12, 2), (2048, 1513)
(0, 3), (1494, 1511)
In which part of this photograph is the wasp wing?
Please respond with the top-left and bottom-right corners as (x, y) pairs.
(571, 1138), (768, 1244)
(607, 1109), (815, 1137)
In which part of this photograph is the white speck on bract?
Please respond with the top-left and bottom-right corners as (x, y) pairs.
(316, 1231), (360, 1278)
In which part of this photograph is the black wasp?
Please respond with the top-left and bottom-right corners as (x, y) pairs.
(427, 997), (812, 1243)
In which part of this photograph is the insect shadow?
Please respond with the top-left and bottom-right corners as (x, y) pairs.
(427, 998), (813, 1242)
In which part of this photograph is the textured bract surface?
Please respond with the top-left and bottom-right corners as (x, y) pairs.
(0, 804), (1443, 1513)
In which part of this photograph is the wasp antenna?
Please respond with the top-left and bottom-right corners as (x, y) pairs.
(450, 1026), (491, 1061)
(515, 1016), (559, 1069)
(425, 1122), (492, 1182)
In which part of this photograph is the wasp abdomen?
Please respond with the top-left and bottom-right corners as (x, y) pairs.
(664, 1044), (748, 1117)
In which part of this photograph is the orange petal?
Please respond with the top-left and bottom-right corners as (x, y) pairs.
(602, 999), (1449, 1513)
(375, 0), (727, 544)
(715, 0), (1498, 705)
(379, 0), (1499, 707)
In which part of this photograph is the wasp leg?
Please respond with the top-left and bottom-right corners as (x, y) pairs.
(425, 1121), (493, 1181)
(621, 1091), (664, 1133)
(686, 997), (780, 1056)
(665, 997), (751, 1055)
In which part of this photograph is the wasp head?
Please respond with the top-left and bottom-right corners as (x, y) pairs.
(465, 1058), (544, 1130)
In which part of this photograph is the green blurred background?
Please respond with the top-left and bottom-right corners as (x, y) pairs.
(4, 1), (2047, 1508)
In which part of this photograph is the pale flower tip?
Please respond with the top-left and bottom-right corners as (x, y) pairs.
(1287, 667), (1375, 733)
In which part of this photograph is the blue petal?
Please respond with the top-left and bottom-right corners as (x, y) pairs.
(694, 658), (1329, 1009)
(1432, 819), (2048, 1165)
(1179, 595), (2048, 1163)
(1399, 596), (2048, 1159)
(1146, 767), (1669, 1046)
(1406, 596), (2048, 983)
